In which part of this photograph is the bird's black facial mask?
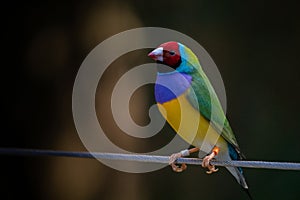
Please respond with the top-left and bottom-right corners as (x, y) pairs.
(156, 62), (177, 73)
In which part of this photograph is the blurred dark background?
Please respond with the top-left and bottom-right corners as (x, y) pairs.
(1, 1), (300, 199)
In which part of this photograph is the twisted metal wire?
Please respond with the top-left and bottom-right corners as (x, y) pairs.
(1, 148), (299, 170)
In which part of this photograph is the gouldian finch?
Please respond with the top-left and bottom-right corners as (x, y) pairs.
(148, 42), (250, 194)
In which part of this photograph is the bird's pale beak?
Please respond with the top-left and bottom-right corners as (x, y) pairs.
(148, 47), (163, 62)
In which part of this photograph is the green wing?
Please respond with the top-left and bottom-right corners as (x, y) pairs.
(186, 69), (240, 149)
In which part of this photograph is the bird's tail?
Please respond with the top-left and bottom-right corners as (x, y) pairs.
(225, 166), (248, 188)
(235, 166), (248, 189)
(226, 144), (252, 199)
(243, 188), (253, 200)
(225, 166), (252, 199)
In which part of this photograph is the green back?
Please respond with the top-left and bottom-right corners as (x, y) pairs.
(177, 43), (239, 149)
(188, 70), (239, 148)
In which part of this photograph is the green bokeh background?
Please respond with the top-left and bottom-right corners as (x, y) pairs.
(2, 1), (300, 200)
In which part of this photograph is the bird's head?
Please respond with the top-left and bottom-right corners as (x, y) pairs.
(148, 41), (200, 73)
(148, 41), (181, 69)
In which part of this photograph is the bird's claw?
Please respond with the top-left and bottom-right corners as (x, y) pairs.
(205, 165), (219, 174)
(202, 155), (218, 174)
(169, 153), (187, 173)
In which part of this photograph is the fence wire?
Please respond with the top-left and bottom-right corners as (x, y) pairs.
(1, 148), (300, 170)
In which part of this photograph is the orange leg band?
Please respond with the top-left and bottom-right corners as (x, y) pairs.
(212, 146), (220, 156)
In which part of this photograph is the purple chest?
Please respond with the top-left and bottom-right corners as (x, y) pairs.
(155, 72), (192, 103)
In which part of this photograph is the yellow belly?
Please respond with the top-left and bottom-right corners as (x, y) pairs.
(157, 91), (227, 153)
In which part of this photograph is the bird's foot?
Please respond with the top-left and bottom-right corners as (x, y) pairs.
(202, 146), (220, 174)
(169, 148), (200, 173)
(169, 152), (187, 172)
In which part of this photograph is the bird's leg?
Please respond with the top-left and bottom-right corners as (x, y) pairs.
(202, 146), (220, 174)
(169, 147), (200, 172)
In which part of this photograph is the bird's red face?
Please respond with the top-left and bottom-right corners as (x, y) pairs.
(148, 41), (181, 69)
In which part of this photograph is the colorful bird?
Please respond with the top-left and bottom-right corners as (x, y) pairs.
(148, 41), (251, 196)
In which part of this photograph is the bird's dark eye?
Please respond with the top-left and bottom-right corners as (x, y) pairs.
(169, 50), (176, 56)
